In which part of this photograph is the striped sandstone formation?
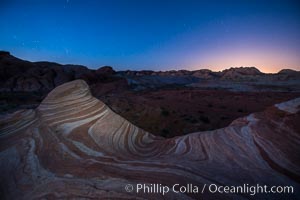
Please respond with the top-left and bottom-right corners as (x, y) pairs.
(0, 80), (299, 199)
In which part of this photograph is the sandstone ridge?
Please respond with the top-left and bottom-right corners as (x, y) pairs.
(0, 80), (299, 199)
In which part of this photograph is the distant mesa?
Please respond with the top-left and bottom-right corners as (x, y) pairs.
(219, 67), (262, 80)
(0, 52), (299, 93)
(96, 66), (116, 75)
(278, 69), (300, 75)
(0, 50), (10, 56)
(221, 66), (262, 75)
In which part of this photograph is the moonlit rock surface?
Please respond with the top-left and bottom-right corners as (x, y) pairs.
(0, 80), (299, 199)
(275, 97), (300, 114)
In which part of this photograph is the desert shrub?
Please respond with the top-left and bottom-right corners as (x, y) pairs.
(0, 103), (17, 112)
(161, 128), (170, 137)
(161, 108), (170, 116)
(237, 108), (244, 113)
(221, 116), (229, 120)
(189, 118), (198, 124)
(199, 116), (210, 124)
(220, 105), (227, 109)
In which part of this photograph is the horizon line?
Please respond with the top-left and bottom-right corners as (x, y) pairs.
(1, 50), (299, 74)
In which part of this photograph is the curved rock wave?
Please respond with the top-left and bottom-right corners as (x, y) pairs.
(0, 80), (299, 199)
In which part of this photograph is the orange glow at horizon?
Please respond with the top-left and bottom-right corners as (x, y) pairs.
(188, 49), (300, 73)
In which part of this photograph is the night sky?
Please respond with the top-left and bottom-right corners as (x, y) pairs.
(1, 0), (300, 72)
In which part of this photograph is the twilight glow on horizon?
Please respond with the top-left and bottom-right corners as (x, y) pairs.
(0, 0), (299, 73)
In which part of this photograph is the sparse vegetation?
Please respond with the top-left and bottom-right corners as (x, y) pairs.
(161, 128), (170, 137)
(237, 108), (244, 113)
(161, 107), (170, 116)
(184, 116), (198, 123)
(0, 103), (18, 112)
(199, 116), (210, 124)
(221, 116), (229, 120)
